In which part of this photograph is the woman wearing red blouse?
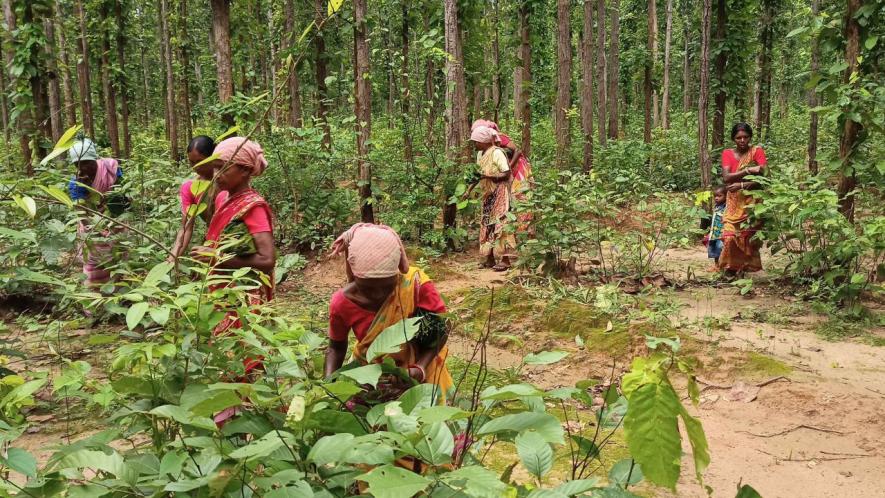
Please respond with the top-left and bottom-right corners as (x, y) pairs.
(719, 123), (767, 274)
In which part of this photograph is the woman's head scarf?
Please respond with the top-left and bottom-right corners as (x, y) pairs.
(330, 223), (410, 279)
(470, 119), (499, 132)
(215, 137), (268, 177)
(68, 139), (99, 163)
(470, 125), (499, 144)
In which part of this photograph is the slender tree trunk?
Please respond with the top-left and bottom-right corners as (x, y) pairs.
(354, 0), (373, 222)
(555, 0), (572, 168)
(607, 0), (619, 139)
(712, 0), (727, 148)
(99, 3), (120, 157)
(837, 0), (861, 221)
(211, 0), (234, 124)
(141, 44), (150, 125)
(643, 0), (657, 143)
(75, 0), (94, 137)
(424, 9), (437, 140)
(314, 0), (331, 148)
(43, 18), (63, 142)
(661, 0), (673, 129)
(755, 0), (773, 138)
(807, 0), (820, 174)
(698, 0), (712, 188)
(596, 0), (608, 146)
(283, 0), (303, 127)
(581, 0), (595, 172)
(443, 0), (468, 239)
(0, 59), (7, 143)
(492, 0), (501, 122)
(114, 1), (130, 156)
(158, 0), (178, 160)
(4, 0), (32, 167)
(178, 0), (193, 142)
(401, 0), (413, 161)
(682, 6), (692, 113)
(517, 1), (532, 156)
(53, 2), (77, 128)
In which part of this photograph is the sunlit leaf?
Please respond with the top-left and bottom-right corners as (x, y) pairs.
(38, 185), (73, 208)
(126, 302), (150, 330)
(215, 126), (240, 142)
(516, 430), (553, 480)
(327, 0), (344, 16)
(12, 195), (37, 218)
(356, 464), (431, 498)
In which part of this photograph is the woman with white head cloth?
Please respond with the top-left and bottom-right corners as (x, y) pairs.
(67, 138), (125, 287)
(471, 125), (515, 271)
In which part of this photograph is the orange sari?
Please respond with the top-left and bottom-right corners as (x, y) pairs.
(719, 147), (764, 272)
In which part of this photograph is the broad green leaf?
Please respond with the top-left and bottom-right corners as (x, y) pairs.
(482, 383), (546, 401)
(439, 465), (508, 498)
(58, 449), (137, 484)
(149, 306), (171, 326)
(38, 185), (73, 208)
(623, 382), (682, 489)
(187, 389), (242, 417)
(608, 458), (643, 487)
(644, 335), (680, 352)
(416, 405), (470, 423)
(399, 383), (441, 414)
(524, 351), (568, 365)
(0, 379), (47, 409)
(228, 431), (292, 461)
(340, 363), (383, 388)
(40, 124), (82, 165)
(13, 195), (37, 218)
(477, 412), (564, 444)
(414, 422), (454, 466)
(0, 227), (36, 243)
(144, 261), (174, 287)
(297, 21), (316, 44)
(516, 430), (553, 480)
(357, 464), (431, 498)
(214, 126), (240, 142)
(265, 481), (314, 498)
(150, 405), (217, 431)
(164, 477), (211, 492)
(365, 317), (421, 362)
(327, 0), (344, 16)
(526, 490), (568, 498)
(553, 478), (599, 496)
(159, 451), (187, 477)
(735, 484), (763, 498)
(786, 26), (808, 38)
(16, 268), (67, 287)
(679, 406), (710, 483)
(126, 302), (149, 330)
(1, 448), (37, 477)
(308, 433), (354, 465)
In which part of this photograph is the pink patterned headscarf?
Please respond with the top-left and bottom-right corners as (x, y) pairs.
(471, 119), (499, 132)
(215, 137), (268, 177)
(330, 223), (409, 279)
(92, 159), (119, 194)
(470, 126), (499, 144)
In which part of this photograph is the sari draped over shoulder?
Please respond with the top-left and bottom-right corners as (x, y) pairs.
(353, 267), (453, 399)
(477, 148), (516, 258)
(206, 189), (274, 341)
(720, 146), (764, 272)
(77, 158), (121, 287)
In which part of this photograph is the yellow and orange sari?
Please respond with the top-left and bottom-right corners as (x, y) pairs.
(720, 146), (764, 272)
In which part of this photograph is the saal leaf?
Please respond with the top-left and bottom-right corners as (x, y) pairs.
(307, 433), (354, 465)
(735, 484), (763, 498)
(477, 412), (564, 444)
(515, 430), (553, 480)
(340, 363), (383, 388)
(143, 261), (174, 287)
(1, 448), (37, 477)
(357, 464), (431, 498)
(149, 306), (171, 326)
(365, 317), (421, 362)
(439, 465), (508, 498)
(414, 422), (454, 466)
(524, 351), (568, 365)
(126, 302), (150, 330)
(38, 185), (73, 208)
(553, 478), (599, 497)
(12, 195), (37, 219)
(608, 458), (643, 487)
(623, 382), (682, 490)
(679, 406), (710, 483)
(228, 431), (293, 461)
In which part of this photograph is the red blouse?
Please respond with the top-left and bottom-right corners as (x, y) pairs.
(328, 281), (446, 342)
(721, 147), (767, 174)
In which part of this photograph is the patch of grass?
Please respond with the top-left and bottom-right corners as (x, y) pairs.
(451, 286), (539, 338)
(736, 351), (792, 378)
(815, 315), (884, 346)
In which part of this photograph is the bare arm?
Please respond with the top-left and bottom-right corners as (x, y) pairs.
(324, 339), (348, 378)
(169, 213), (196, 260)
(191, 231), (276, 275)
(508, 150), (523, 170)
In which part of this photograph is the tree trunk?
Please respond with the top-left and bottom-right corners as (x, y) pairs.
(492, 0), (501, 122)
(755, 0), (773, 138)
(837, 0), (861, 221)
(401, 0), (413, 162)
(682, 6), (692, 113)
(283, 0), (303, 127)
(211, 0), (233, 124)
(698, 0), (712, 189)
(607, 0), (619, 140)
(4, 0), (32, 167)
(596, 0), (608, 146)
(114, 1), (130, 157)
(643, 0), (657, 143)
(661, 0), (673, 129)
(554, 0), (572, 168)
(141, 43), (150, 125)
(0, 58), (7, 143)
(807, 0), (820, 174)
(99, 3), (120, 157)
(43, 18), (63, 142)
(178, 0), (193, 142)
(314, 0), (331, 148)
(158, 0), (179, 161)
(75, 0), (94, 137)
(354, 0), (373, 223)
(443, 0), (468, 239)
(517, 1), (531, 156)
(712, 0), (727, 148)
(581, 0), (595, 172)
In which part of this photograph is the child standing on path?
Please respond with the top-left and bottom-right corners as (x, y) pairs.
(705, 186), (727, 271)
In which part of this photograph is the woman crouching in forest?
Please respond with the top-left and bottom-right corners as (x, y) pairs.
(720, 123), (768, 276)
(324, 223), (452, 404)
(68, 138), (127, 288)
(190, 137), (276, 332)
(472, 125), (515, 271)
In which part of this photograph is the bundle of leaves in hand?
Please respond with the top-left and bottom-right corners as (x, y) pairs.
(220, 221), (258, 256)
(412, 308), (449, 349)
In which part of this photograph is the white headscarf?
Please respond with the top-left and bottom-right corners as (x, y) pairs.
(68, 139), (99, 163)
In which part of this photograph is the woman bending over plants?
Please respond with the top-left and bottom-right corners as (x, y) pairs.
(324, 223), (452, 403)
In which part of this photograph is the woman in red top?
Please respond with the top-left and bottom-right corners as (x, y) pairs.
(325, 223), (453, 401)
(719, 123), (767, 274)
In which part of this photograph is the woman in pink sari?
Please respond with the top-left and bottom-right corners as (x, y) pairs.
(68, 139), (124, 288)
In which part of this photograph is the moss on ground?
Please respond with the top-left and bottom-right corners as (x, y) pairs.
(736, 351), (792, 378)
